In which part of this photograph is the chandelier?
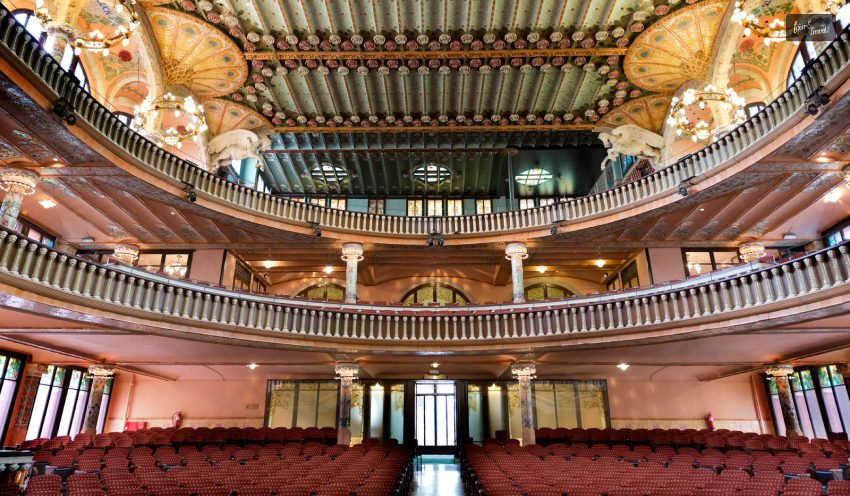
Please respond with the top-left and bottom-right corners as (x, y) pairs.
(34, 0), (138, 55)
(667, 85), (746, 142)
(730, 2), (785, 45)
(826, 0), (845, 14)
(165, 255), (187, 276)
(131, 93), (207, 148)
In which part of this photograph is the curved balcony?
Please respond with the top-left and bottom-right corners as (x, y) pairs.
(0, 224), (848, 354)
(1, 6), (849, 243)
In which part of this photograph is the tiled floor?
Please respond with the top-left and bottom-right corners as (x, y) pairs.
(411, 461), (463, 496)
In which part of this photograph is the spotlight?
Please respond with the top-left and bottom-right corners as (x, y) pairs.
(806, 103), (820, 116)
(427, 235), (433, 246)
(617, 363), (630, 371)
(595, 260), (605, 267)
(437, 236), (444, 247)
(248, 363), (258, 370)
(603, 272), (608, 278)
(805, 86), (830, 116)
(313, 223), (321, 237)
(538, 267), (546, 273)
(323, 267), (333, 274)
(183, 182), (196, 202)
(550, 225), (558, 235)
(52, 97), (76, 126)
(678, 184), (689, 197)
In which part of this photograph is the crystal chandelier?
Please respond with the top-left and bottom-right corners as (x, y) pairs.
(34, 0), (138, 55)
(730, 2), (785, 45)
(667, 85), (746, 142)
(165, 255), (187, 276)
(132, 93), (207, 148)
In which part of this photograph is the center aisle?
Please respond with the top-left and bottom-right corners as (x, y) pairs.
(410, 456), (463, 496)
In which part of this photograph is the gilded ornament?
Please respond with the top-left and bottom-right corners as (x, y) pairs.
(483, 33), (496, 43)
(438, 34), (452, 44)
(550, 32), (563, 41)
(351, 35), (363, 45)
(572, 31), (585, 41)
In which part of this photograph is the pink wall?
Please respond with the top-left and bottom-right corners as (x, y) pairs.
(190, 250), (225, 285)
(647, 248), (687, 284)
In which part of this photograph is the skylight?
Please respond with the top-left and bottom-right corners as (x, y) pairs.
(516, 168), (553, 186)
(413, 164), (451, 183)
(311, 163), (348, 182)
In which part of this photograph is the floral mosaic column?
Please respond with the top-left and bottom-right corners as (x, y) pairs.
(511, 363), (536, 446)
(335, 363), (359, 446)
(340, 243), (364, 304)
(44, 22), (78, 61)
(0, 169), (38, 229)
(765, 364), (801, 437)
(505, 243), (528, 303)
(6, 362), (44, 447)
(82, 365), (115, 435)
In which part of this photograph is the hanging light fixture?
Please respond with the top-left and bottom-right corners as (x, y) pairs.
(34, 0), (139, 55)
(165, 255), (188, 277)
(263, 260), (274, 269)
(667, 85), (746, 142)
(686, 257), (702, 274)
(730, 2), (786, 45)
(323, 267), (333, 274)
(825, 0), (846, 14)
(131, 93), (207, 149)
(595, 260), (605, 267)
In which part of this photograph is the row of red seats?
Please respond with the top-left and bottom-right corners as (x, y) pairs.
(27, 442), (411, 496)
(21, 428), (340, 451)
(463, 443), (849, 496)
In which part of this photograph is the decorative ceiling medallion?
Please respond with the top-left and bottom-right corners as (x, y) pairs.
(596, 94), (673, 134)
(624, 0), (728, 92)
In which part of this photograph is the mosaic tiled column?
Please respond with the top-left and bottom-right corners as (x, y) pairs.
(44, 22), (77, 61)
(6, 363), (45, 447)
(113, 244), (140, 264)
(506, 243), (528, 303)
(340, 243), (364, 304)
(82, 364), (115, 435)
(765, 364), (801, 437)
(335, 363), (359, 446)
(511, 363), (536, 446)
(0, 169), (38, 229)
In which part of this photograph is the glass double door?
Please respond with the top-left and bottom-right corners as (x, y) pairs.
(415, 382), (456, 453)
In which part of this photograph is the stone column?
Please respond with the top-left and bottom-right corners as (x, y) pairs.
(5, 363), (47, 447)
(340, 243), (364, 304)
(511, 363), (536, 446)
(82, 364), (115, 435)
(765, 364), (802, 437)
(0, 169), (38, 229)
(335, 363), (359, 446)
(739, 241), (766, 263)
(505, 242), (528, 303)
(113, 244), (140, 264)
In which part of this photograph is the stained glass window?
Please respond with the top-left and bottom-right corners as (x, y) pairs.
(80, 372), (89, 391)
(311, 164), (348, 182)
(524, 283), (573, 301)
(447, 199), (462, 216)
(427, 200), (443, 217)
(830, 365), (845, 386)
(298, 284), (347, 301)
(309, 198), (325, 207)
(818, 367), (831, 388)
(401, 284), (470, 306)
(476, 199), (491, 214)
(0, 350), (24, 443)
(3, 358), (17, 381)
(800, 370), (815, 390)
(329, 199), (346, 210)
(791, 373), (802, 392)
(539, 198), (556, 206)
(519, 199), (535, 209)
(413, 165), (451, 183)
(40, 366), (54, 386)
(368, 199), (385, 214)
(53, 368), (66, 387)
(69, 370), (81, 389)
(515, 168), (553, 186)
(408, 200), (423, 216)
(768, 377), (778, 395)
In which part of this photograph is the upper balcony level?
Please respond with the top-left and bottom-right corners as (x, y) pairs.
(1, 4), (850, 247)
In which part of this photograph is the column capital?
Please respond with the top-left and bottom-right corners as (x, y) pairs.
(739, 241), (766, 262)
(505, 242), (529, 259)
(88, 364), (116, 376)
(511, 363), (537, 379)
(341, 243), (364, 261)
(0, 168), (38, 195)
(764, 364), (795, 377)
(335, 363), (359, 379)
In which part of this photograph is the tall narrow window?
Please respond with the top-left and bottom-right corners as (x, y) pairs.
(790, 372), (815, 439)
(39, 367), (67, 438)
(56, 370), (83, 437)
(447, 199), (462, 216)
(26, 365), (55, 440)
(329, 198), (346, 210)
(800, 369), (828, 439)
(519, 199), (535, 209)
(816, 367), (845, 433)
(0, 354), (23, 442)
(476, 199), (491, 214)
(368, 199), (385, 214)
(427, 199), (443, 217)
(70, 372), (91, 437)
(96, 378), (114, 434)
(539, 198), (555, 206)
(408, 199), (423, 216)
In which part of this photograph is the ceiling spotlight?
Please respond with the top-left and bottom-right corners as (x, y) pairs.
(314, 225), (322, 237)
(595, 260), (605, 267)
(323, 267), (333, 274)
(678, 184), (689, 197)
(438, 236), (444, 247)
(427, 235), (433, 247)
(537, 267), (546, 273)
(825, 191), (841, 203)
(617, 363), (630, 371)
(431, 363), (439, 368)
(248, 364), (258, 370)
(550, 225), (558, 235)
(700, 208), (705, 211)
(39, 200), (56, 209)
(263, 260), (274, 269)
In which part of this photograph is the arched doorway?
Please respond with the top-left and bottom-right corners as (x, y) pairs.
(401, 284), (469, 306)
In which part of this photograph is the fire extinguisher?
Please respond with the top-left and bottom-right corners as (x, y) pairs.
(172, 411), (183, 428)
(704, 412), (715, 430)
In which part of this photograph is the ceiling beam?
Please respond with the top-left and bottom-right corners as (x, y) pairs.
(494, 258), (512, 286)
(246, 48), (627, 61)
(274, 124), (595, 133)
(358, 255), (376, 286)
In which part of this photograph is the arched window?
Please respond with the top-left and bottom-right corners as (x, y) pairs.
(113, 111), (134, 125)
(297, 283), (345, 301)
(13, 9), (46, 43)
(524, 283), (574, 301)
(744, 102), (766, 118)
(401, 284), (468, 306)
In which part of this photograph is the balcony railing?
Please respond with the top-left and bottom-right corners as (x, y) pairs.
(0, 6), (848, 239)
(0, 225), (848, 347)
